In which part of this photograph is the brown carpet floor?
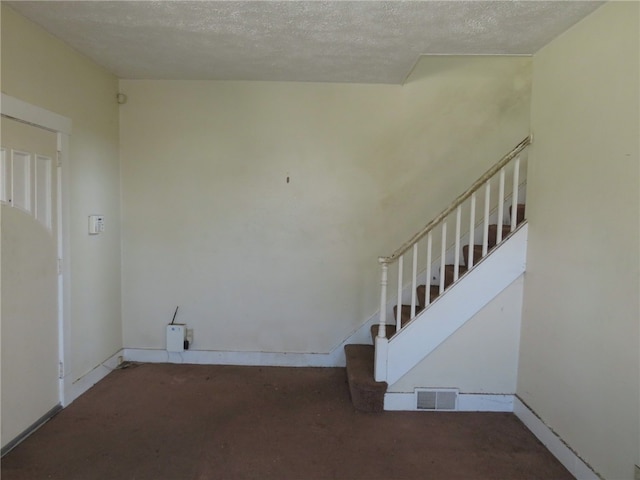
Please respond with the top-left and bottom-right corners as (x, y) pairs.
(1, 363), (573, 480)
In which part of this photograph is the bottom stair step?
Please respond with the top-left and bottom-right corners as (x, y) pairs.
(344, 344), (387, 413)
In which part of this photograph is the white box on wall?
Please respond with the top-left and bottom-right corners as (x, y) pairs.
(166, 324), (186, 352)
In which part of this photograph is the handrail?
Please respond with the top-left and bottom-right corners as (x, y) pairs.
(378, 135), (532, 264)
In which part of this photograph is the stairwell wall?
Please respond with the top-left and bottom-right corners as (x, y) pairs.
(519, 2), (639, 479)
(388, 276), (523, 395)
(119, 57), (531, 355)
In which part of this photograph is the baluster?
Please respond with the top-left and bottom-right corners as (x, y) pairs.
(439, 221), (447, 294)
(425, 232), (432, 306)
(410, 244), (418, 318)
(511, 156), (520, 231)
(453, 205), (461, 282)
(377, 262), (388, 339)
(482, 180), (490, 256)
(497, 167), (505, 244)
(468, 192), (476, 268)
(396, 255), (403, 331)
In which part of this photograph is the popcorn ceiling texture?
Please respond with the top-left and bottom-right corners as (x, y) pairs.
(8, 1), (603, 84)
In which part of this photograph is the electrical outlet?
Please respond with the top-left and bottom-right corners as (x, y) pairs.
(117, 355), (123, 366)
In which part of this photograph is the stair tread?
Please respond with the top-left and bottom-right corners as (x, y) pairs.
(488, 224), (512, 248)
(417, 285), (441, 306)
(394, 304), (425, 313)
(392, 304), (424, 326)
(370, 324), (396, 343)
(344, 344), (387, 413)
(444, 264), (469, 270)
(510, 204), (525, 225)
(463, 244), (483, 267)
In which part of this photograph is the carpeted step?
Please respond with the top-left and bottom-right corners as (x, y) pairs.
(462, 244), (484, 267)
(488, 224), (511, 248)
(392, 304), (424, 326)
(443, 264), (468, 288)
(417, 284), (440, 307)
(370, 324), (397, 343)
(368, 302), (427, 343)
(465, 207), (524, 266)
(344, 344), (387, 413)
(510, 203), (525, 225)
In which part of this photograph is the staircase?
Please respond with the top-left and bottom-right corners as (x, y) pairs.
(344, 137), (531, 413)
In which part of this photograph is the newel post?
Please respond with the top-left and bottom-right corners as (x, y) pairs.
(377, 261), (388, 340)
(375, 260), (389, 382)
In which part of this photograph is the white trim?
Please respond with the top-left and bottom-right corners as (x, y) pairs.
(63, 350), (123, 407)
(458, 393), (514, 411)
(513, 397), (600, 480)
(123, 309), (386, 368)
(125, 293), (387, 370)
(384, 392), (514, 412)
(125, 347), (346, 367)
(57, 134), (71, 408)
(1, 94), (71, 134)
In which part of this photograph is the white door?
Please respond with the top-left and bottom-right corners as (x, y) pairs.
(1, 116), (60, 448)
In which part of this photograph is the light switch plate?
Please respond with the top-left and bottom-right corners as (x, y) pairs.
(88, 215), (104, 235)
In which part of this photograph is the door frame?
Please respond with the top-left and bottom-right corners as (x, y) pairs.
(1, 93), (72, 407)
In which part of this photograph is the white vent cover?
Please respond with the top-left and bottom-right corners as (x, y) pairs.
(415, 388), (459, 411)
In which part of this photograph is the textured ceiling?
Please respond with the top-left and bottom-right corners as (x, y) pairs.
(7, 1), (604, 84)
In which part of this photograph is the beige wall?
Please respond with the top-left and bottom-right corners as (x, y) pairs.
(389, 276), (523, 394)
(519, 3), (639, 479)
(120, 56), (530, 354)
(1, 5), (122, 381)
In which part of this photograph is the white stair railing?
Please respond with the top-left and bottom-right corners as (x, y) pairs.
(374, 136), (532, 382)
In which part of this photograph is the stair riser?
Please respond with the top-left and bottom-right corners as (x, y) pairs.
(488, 225), (511, 248)
(443, 265), (468, 288)
(416, 285), (440, 307)
(370, 324), (396, 343)
(510, 204), (525, 225)
(392, 305), (424, 326)
(462, 245), (484, 268)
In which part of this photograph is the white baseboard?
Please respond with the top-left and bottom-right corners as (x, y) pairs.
(458, 393), (514, 411)
(124, 348), (344, 367)
(63, 349), (123, 407)
(513, 397), (600, 480)
(384, 392), (514, 412)
(386, 393), (600, 479)
(123, 310), (382, 369)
